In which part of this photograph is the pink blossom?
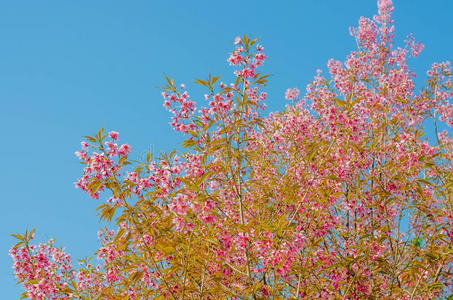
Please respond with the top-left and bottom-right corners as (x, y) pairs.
(118, 144), (132, 156)
(108, 131), (119, 141)
(285, 88), (300, 100)
(235, 67), (254, 79)
(405, 33), (424, 58)
(228, 53), (243, 66)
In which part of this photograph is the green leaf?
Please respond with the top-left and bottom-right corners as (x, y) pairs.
(194, 79), (207, 87)
(28, 228), (36, 240)
(164, 73), (174, 87)
(182, 139), (197, 148)
(10, 233), (22, 240)
(188, 130), (198, 138)
(199, 171), (213, 184)
(332, 98), (347, 108)
(83, 136), (96, 143)
(428, 282), (444, 291)
(212, 76), (220, 85)
(412, 238), (422, 248)
(14, 242), (24, 248)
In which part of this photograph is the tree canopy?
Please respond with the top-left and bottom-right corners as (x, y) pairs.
(10, 0), (452, 298)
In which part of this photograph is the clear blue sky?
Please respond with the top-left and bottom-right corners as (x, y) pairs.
(1, 1), (452, 297)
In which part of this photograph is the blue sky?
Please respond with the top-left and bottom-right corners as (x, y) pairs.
(1, 1), (452, 297)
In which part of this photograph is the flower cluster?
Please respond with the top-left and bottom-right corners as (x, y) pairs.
(9, 237), (73, 299)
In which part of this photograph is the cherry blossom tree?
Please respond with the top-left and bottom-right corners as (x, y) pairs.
(10, 0), (452, 298)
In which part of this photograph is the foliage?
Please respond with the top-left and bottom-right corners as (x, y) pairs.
(10, 0), (453, 298)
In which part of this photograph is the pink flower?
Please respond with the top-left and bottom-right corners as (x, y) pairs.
(285, 88), (300, 100)
(376, 0), (394, 24)
(109, 131), (119, 141)
(228, 53), (243, 66)
(234, 36), (241, 45)
(118, 144), (132, 156)
(75, 151), (87, 160)
(235, 67), (254, 79)
(405, 34), (424, 58)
